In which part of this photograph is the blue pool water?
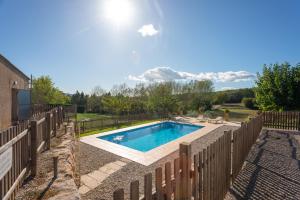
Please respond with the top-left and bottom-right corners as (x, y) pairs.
(98, 122), (203, 152)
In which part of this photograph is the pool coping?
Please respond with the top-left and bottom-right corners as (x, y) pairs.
(80, 120), (223, 166)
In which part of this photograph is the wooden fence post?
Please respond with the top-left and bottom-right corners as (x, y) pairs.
(57, 107), (61, 127)
(30, 120), (38, 177)
(165, 162), (172, 200)
(53, 156), (58, 179)
(53, 110), (57, 137)
(58, 107), (61, 126)
(64, 124), (68, 134)
(225, 130), (232, 189)
(180, 142), (192, 200)
(75, 121), (80, 138)
(82, 121), (85, 133)
(61, 106), (64, 121)
(46, 112), (51, 150)
(144, 173), (152, 200)
(155, 167), (163, 200)
(130, 180), (139, 200)
(60, 107), (64, 124)
(113, 188), (124, 200)
(61, 107), (63, 124)
(298, 112), (300, 131)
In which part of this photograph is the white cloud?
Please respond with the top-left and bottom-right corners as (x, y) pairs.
(128, 67), (255, 83)
(138, 24), (158, 37)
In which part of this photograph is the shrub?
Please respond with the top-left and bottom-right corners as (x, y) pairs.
(224, 109), (230, 114)
(185, 110), (199, 117)
(242, 98), (256, 109)
(224, 109), (230, 121)
(204, 110), (214, 118)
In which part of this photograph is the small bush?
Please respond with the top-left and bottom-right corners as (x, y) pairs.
(204, 110), (214, 118)
(185, 110), (199, 117)
(242, 98), (256, 109)
(224, 109), (230, 121)
(197, 100), (212, 113)
(224, 109), (230, 114)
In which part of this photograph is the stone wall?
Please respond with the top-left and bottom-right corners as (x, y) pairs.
(15, 122), (81, 200)
(49, 123), (81, 200)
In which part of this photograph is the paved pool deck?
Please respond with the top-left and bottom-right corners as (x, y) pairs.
(80, 120), (227, 166)
(79, 122), (239, 199)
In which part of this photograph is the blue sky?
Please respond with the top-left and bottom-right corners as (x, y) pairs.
(1, 0), (300, 93)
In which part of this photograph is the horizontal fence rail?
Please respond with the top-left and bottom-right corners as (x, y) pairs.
(0, 122), (29, 200)
(0, 105), (73, 200)
(263, 111), (300, 130)
(112, 114), (266, 200)
(77, 114), (162, 133)
(31, 104), (76, 120)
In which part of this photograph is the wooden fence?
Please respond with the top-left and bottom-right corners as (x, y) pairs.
(232, 114), (263, 180)
(31, 104), (76, 120)
(263, 111), (300, 130)
(77, 114), (162, 133)
(112, 114), (265, 200)
(0, 106), (65, 200)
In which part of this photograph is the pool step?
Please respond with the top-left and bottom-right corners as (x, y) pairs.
(79, 160), (128, 195)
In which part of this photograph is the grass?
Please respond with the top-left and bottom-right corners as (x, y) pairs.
(80, 119), (159, 137)
(76, 113), (112, 121)
(79, 104), (256, 136)
(210, 103), (258, 122)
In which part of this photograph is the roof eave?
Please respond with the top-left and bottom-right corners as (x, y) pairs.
(0, 54), (30, 81)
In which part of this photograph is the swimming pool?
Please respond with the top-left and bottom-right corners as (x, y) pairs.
(98, 122), (203, 152)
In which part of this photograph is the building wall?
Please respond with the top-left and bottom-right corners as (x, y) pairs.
(0, 62), (29, 130)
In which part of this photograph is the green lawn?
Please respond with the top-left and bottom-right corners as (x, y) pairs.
(78, 105), (256, 136)
(80, 119), (159, 137)
(76, 113), (112, 121)
(210, 103), (258, 122)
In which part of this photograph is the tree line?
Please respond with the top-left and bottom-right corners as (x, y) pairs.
(31, 62), (300, 114)
(71, 80), (215, 116)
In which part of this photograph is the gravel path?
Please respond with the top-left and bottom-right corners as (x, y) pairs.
(15, 124), (80, 200)
(79, 125), (237, 200)
(226, 129), (300, 200)
(79, 142), (123, 175)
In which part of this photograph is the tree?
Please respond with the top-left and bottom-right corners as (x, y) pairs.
(102, 95), (127, 115)
(192, 95), (213, 112)
(148, 83), (179, 116)
(242, 98), (256, 109)
(255, 62), (300, 111)
(218, 88), (255, 103)
(82, 80), (215, 116)
(87, 94), (102, 113)
(92, 86), (106, 96)
(213, 92), (228, 105)
(86, 86), (106, 113)
(188, 80), (214, 112)
(32, 76), (69, 104)
(71, 91), (88, 113)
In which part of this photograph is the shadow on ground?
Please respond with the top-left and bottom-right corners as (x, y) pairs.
(226, 129), (300, 200)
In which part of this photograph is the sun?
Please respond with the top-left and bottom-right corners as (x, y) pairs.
(103, 0), (134, 26)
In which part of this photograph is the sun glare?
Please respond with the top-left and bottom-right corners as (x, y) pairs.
(103, 0), (134, 26)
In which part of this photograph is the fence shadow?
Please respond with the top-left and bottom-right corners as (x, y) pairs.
(230, 129), (300, 200)
(37, 177), (56, 200)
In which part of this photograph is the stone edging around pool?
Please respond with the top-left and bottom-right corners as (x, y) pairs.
(80, 120), (224, 166)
